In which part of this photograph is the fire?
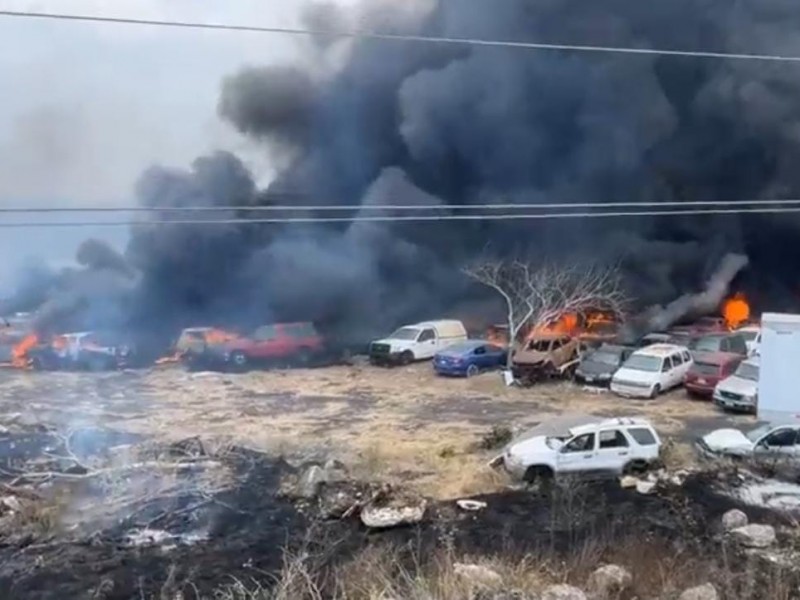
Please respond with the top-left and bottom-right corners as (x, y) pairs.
(722, 293), (751, 329)
(204, 329), (239, 345)
(11, 334), (38, 368)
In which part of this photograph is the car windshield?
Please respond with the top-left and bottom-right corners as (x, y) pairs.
(545, 436), (567, 449)
(623, 354), (662, 372)
(735, 362), (759, 381)
(588, 350), (621, 366)
(692, 361), (720, 376)
(527, 339), (551, 352)
(739, 330), (759, 341)
(389, 327), (420, 341)
(689, 337), (722, 352)
(746, 424), (773, 443)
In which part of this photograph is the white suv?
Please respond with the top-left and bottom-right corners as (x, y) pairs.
(611, 344), (693, 399)
(501, 416), (662, 483)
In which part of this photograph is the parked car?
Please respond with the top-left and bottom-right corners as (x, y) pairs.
(670, 316), (728, 336)
(712, 356), (759, 413)
(697, 422), (800, 460)
(369, 320), (468, 366)
(29, 331), (136, 371)
(174, 327), (239, 356)
(511, 334), (581, 385)
(574, 344), (635, 386)
(610, 344), (693, 398)
(683, 352), (744, 398)
(498, 415), (662, 484)
(193, 322), (325, 370)
(432, 340), (507, 377)
(687, 332), (748, 357)
(737, 325), (761, 356)
(637, 330), (696, 348)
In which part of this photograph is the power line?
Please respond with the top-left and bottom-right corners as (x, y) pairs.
(2, 9), (800, 63)
(2, 205), (800, 227)
(2, 199), (800, 213)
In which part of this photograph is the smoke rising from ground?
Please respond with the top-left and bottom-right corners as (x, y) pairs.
(10, 0), (800, 340)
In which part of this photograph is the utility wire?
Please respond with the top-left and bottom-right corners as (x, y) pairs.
(1, 9), (800, 63)
(2, 206), (800, 227)
(2, 199), (800, 213)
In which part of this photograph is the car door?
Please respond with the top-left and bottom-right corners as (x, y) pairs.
(472, 345), (489, 369)
(252, 325), (279, 358)
(658, 356), (673, 389)
(417, 328), (437, 359)
(486, 343), (506, 367)
(669, 353), (684, 388)
(557, 432), (597, 473)
(595, 429), (631, 472)
(754, 427), (799, 461)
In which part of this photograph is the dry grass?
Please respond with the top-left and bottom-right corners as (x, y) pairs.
(207, 533), (798, 600)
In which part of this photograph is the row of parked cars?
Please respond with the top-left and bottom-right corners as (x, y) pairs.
(492, 412), (800, 485)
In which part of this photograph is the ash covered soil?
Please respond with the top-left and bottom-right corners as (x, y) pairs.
(0, 364), (771, 599)
(0, 364), (748, 496)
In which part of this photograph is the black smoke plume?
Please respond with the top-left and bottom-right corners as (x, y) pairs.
(12, 0), (800, 342)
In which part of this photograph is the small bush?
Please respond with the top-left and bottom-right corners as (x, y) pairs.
(479, 426), (513, 451)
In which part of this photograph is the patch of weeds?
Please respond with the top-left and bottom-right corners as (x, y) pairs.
(479, 425), (512, 451)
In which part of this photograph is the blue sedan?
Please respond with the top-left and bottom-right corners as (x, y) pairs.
(433, 340), (508, 377)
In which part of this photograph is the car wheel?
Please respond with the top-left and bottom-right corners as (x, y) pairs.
(230, 351), (248, 371)
(623, 460), (648, 475)
(400, 351), (414, 366)
(649, 384), (661, 399)
(296, 348), (313, 367)
(523, 465), (554, 486)
(466, 364), (479, 377)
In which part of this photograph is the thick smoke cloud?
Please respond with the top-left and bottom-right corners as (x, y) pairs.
(12, 0), (800, 341)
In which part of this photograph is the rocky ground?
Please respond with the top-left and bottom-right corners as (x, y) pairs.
(0, 363), (789, 600)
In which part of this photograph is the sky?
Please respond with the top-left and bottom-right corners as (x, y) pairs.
(0, 0), (333, 288)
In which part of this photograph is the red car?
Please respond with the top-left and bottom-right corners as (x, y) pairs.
(670, 316), (728, 336)
(683, 351), (744, 398)
(200, 322), (325, 370)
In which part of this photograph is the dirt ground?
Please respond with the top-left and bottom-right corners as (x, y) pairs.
(0, 362), (752, 498)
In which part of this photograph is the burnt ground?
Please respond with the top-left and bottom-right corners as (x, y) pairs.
(0, 364), (746, 498)
(0, 364), (774, 599)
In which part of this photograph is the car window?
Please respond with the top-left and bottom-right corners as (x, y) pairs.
(627, 427), (657, 445)
(661, 357), (672, 372)
(474, 346), (486, 355)
(672, 353), (683, 366)
(563, 433), (595, 452)
(551, 338), (563, 350)
(254, 325), (278, 341)
(286, 323), (317, 338)
(418, 329), (436, 342)
(761, 428), (798, 448)
(682, 351), (691, 362)
(598, 429), (629, 449)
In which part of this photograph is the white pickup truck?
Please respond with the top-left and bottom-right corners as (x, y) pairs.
(368, 320), (468, 366)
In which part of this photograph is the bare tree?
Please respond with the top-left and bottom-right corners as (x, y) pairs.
(462, 258), (627, 366)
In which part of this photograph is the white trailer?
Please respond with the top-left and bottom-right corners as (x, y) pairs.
(758, 312), (800, 424)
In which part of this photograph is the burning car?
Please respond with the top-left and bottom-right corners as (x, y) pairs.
(28, 331), (136, 371)
(575, 344), (635, 386)
(186, 322), (325, 370)
(511, 334), (581, 386)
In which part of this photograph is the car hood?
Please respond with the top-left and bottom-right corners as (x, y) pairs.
(613, 367), (654, 384)
(372, 338), (416, 351)
(717, 375), (757, 395)
(702, 428), (754, 454)
(577, 361), (615, 376)
(507, 435), (558, 461)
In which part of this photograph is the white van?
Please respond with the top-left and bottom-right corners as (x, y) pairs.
(369, 320), (468, 365)
(610, 343), (693, 398)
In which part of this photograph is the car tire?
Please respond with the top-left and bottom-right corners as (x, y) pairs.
(523, 465), (554, 486)
(400, 351), (414, 366)
(466, 364), (479, 378)
(623, 460), (648, 475)
(229, 351), (248, 371)
(649, 384), (661, 399)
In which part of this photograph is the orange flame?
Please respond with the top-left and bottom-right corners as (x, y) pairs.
(723, 293), (751, 329)
(11, 334), (38, 369)
(205, 328), (240, 345)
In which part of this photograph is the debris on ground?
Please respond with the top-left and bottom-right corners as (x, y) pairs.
(360, 486), (427, 529)
(456, 499), (487, 511)
(720, 508), (748, 531)
(586, 564), (632, 598)
(729, 523), (776, 548)
(678, 582), (719, 600)
(453, 562), (503, 587)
